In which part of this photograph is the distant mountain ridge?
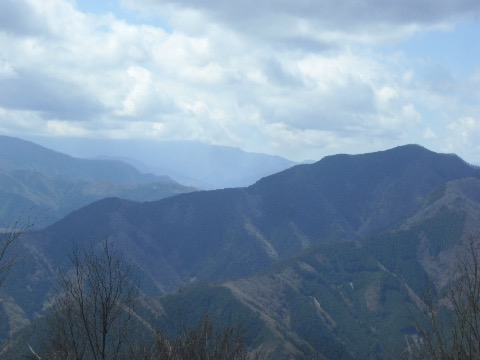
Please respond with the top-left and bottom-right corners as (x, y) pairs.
(255, 144), (476, 238)
(2, 144), (480, 358)
(22, 136), (298, 189)
(18, 145), (480, 289)
(0, 135), (161, 184)
(0, 135), (196, 226)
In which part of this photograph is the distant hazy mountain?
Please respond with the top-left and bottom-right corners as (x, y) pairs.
(0, 135), (161, 184)
(2, 144), (480, 358)
(0, 136), (196, 226)
(23, 137), (298, 189)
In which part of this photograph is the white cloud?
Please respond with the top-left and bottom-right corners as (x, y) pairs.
(423, 127), (438, 140)
(0, 0), (478, 162)
(46, 120), (90, 136)
(445, 117), (480, 163)
(116, 65), (175, 118)
(0, 60), (17, 79)
(448, 117), (480, 144)
(124, 0), (480, 46)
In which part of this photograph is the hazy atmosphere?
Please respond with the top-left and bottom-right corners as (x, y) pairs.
(0, 0), (479, 163)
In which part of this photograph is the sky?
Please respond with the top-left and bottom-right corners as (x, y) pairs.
(0, 0), (479, 163)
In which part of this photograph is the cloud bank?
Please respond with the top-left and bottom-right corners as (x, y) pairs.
(0, 0), (479, 162)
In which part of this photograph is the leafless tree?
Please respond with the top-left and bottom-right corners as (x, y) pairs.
(0, 214), (36, 359)
(411, 232), (480, 360)
(167, 314), (250, 360)
(127, 314), (261, 360)
(42, 239), (138, 360)
(449, 232), (480, 359)
(0, 216), (34, 288)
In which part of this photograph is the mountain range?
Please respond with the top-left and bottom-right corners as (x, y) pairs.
(0, 143), (479, 358)
(0, 135), (197, 227)
(22, 136), (298, 189)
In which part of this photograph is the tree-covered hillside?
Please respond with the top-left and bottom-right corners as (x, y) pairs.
(1, 145), (479, 358)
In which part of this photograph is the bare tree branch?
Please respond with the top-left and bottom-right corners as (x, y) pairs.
(44, 238), (138, 360)
(411, 232), (480, 360)
(0, 215), (34, 288)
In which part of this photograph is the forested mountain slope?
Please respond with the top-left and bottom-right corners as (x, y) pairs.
(23, 145), (479, 287)
(1, 144), (479, 358)
(149, 177), (480, 358)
